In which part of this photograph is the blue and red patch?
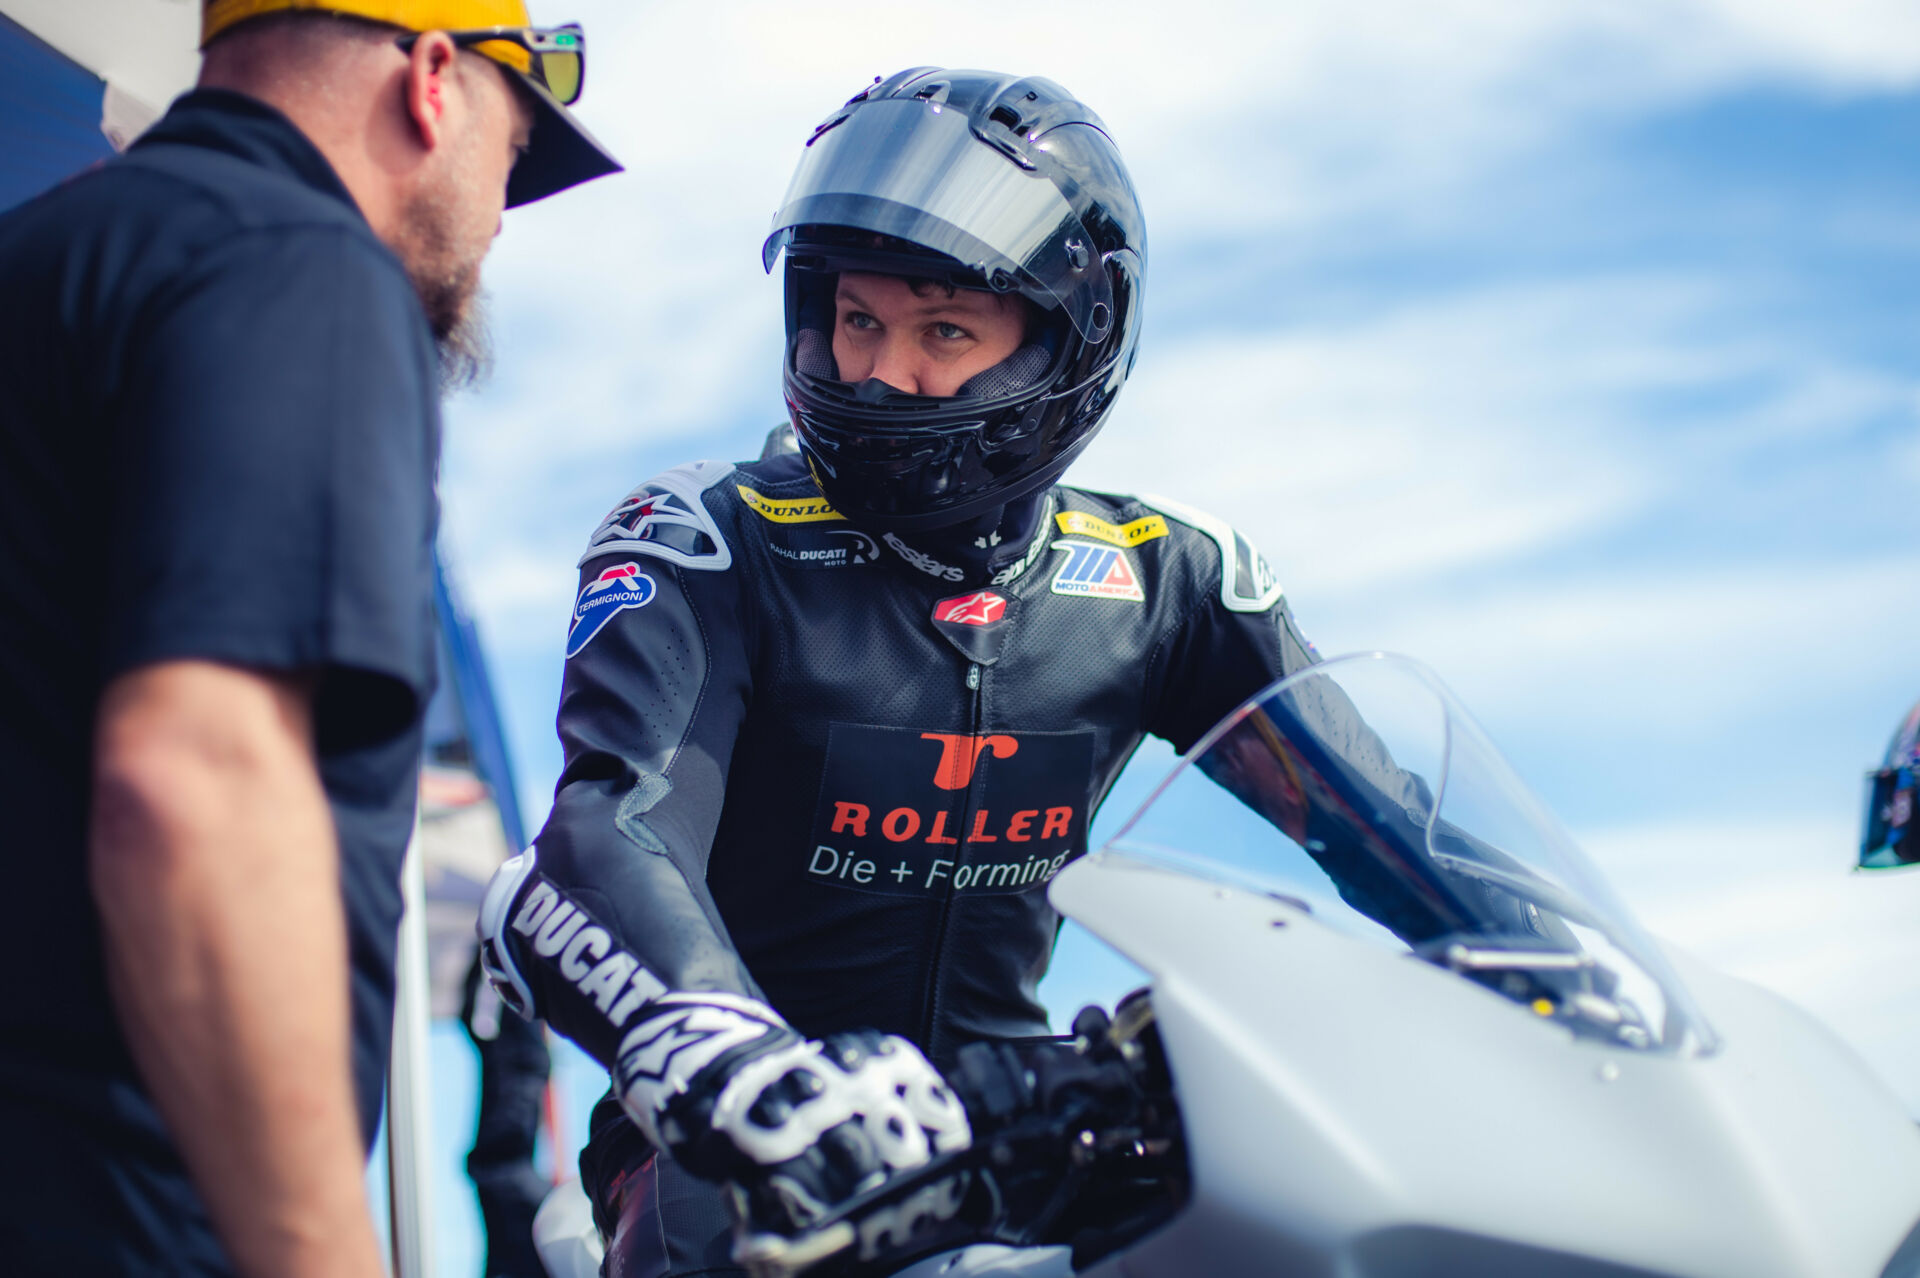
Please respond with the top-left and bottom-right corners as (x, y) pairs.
(566, 562), (657, 658)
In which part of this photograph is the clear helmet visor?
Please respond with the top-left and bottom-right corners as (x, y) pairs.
(763, 97), (1115, 342)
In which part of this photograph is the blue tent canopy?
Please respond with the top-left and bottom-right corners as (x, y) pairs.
(0, 14), (115, 211)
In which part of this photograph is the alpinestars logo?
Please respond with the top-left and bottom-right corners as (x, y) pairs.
(581, 463), (734, 573)
(617, 1003), (770, 1084)
(988, 503), (1055, 586)
(883, 533), (965, 583)
(932, 591), (1007, 627)
(602, 492), (701, 542)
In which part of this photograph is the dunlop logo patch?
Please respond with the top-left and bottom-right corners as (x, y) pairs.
(1054, 510), (1168, 548)
(736, 484), (845, 524)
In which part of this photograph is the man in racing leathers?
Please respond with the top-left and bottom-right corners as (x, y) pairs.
(477, 68), (1323, 1275)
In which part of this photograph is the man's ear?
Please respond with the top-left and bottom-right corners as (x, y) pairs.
(402, 30), (458, 150)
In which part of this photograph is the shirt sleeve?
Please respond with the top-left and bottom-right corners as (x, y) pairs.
(101, 224), (439, 749)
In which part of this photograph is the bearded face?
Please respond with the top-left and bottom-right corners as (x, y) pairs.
(392, 60), (525, 393)
(396, 135), (497, 391)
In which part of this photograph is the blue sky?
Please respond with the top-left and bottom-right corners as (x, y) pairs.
(421, 0), (1920, 1265)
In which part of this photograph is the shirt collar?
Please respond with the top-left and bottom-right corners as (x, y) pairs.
(133, 88), (363, 220)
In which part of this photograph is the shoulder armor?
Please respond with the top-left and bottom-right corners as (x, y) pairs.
(581, 461), (735, 572)
(1137, 494), (1285, 613)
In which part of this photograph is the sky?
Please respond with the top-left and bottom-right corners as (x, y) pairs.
(416, 0), (1920, 1265)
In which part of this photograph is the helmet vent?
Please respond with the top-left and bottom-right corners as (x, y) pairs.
(989, 105), (1022, 132)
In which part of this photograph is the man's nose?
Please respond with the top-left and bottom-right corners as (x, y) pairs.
(866, 337), (920, 395)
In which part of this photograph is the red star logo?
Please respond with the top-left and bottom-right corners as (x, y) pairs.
(933, 591), (1008, 626)
(616, 495), (665, 531)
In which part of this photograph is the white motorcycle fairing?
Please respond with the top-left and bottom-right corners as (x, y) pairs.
(1054, 853), (1920, 1278)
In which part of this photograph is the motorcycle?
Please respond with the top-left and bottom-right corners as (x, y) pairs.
(537, 653), (1920, 1278)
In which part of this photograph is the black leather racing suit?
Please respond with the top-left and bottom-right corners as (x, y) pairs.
(483, 445), (1316, 1260)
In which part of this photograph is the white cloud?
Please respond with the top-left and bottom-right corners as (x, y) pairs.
(1316, 554), (1920, 736)
(1072, 272), (1913, 601)
(1584, 816), (1920, 1110)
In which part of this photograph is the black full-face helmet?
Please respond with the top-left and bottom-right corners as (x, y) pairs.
(763, 67), (1147, 533)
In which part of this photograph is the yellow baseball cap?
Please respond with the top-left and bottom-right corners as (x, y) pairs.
(201, 0), (621, 206)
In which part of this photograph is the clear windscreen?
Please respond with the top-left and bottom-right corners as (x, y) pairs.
(1104, 653), (1716, 1056)
(762, 97), (1114, 340)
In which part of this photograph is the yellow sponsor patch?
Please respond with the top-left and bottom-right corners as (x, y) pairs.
(736, 485), (846, 524)
(1054, 510), (1169, 548)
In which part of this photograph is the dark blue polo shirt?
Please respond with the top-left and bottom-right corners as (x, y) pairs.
(0, 90), (438, 1272)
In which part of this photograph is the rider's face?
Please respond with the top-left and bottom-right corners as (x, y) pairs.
(831, 272), (1026, 397)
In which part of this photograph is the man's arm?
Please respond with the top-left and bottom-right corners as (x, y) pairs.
(90, 660), (383, 1278)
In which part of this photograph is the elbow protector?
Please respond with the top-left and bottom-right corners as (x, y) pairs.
(475, 847), (670, 1065)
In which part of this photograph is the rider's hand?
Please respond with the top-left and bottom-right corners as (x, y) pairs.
(613, 993), (972, 1229)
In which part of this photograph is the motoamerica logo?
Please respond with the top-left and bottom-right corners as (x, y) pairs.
(806, 725), (1093, 897)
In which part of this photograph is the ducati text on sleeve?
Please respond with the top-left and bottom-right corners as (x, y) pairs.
(508, 875), (669, 1029)
(806, 724), (1094, 897)
(565, 562), (656, 658)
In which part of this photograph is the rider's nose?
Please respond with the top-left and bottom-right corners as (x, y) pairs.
(866, 339), (920, 395)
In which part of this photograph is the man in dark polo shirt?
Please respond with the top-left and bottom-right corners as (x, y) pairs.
(0, 2), (616, 1273)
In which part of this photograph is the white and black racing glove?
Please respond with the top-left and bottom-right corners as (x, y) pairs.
(614, 992), (972, 1230)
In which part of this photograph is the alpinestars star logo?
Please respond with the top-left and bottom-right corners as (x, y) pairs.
(618, 1006), (765, 1083)
(932, 591), (1007, 627)
(600, 491), (707, 545)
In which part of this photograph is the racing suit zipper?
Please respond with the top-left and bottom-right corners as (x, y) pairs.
(920, 661), (985, 1049)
